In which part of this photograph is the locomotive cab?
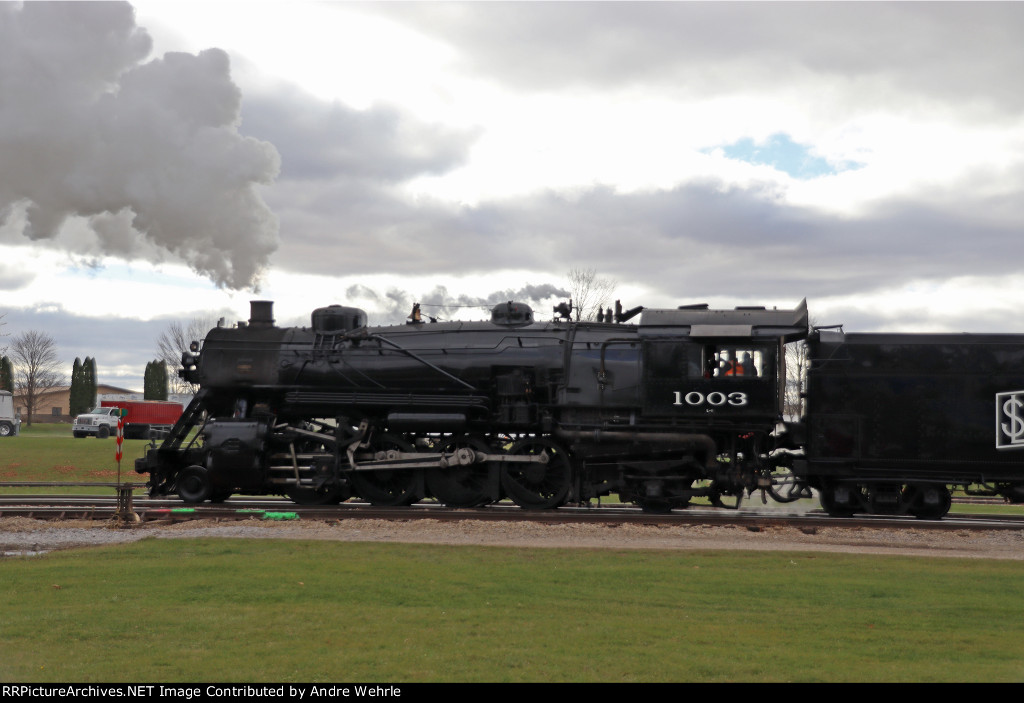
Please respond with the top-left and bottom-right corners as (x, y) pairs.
(569, 301), (805, 510)
(642, 339), (782, 421)
(637, 301), (807, 425)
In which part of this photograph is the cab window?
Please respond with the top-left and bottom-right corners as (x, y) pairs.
(644, 342), (704, 380)
(644, 342), (774, 380)
(706, 346), (769, 379)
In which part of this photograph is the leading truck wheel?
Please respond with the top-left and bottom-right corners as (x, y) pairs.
(177, 465), (213, 503)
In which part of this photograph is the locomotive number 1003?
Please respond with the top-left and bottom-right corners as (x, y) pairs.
(673, 391), (749, 407)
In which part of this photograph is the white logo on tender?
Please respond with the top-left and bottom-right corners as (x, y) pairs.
(996, 390), (1024, 450)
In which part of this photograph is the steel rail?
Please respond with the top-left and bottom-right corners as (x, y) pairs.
(2, 495), (1023, 532)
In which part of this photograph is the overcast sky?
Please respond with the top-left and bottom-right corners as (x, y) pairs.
(2, 1), (1024, 391)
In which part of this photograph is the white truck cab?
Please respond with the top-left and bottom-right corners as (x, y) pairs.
(0, 390), (20, 437)
(73, 406), (119, 438)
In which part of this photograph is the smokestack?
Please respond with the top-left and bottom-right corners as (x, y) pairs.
(249, 300), (275, 328)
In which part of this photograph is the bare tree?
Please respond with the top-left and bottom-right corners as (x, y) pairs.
(784, 318), (817, 420)
(11, 330), (65, 426)
(0, 312), (8, 356)
(156, 317), (215, 394)
(567, 268), (617, 322)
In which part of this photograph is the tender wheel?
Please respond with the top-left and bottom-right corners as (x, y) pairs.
(819, 484), (856, 517)
(0, 422), (13, 437)
(1002, 484), (1024, 504)
(350, 433), (422, 506)
(500, 437), (572, 510)
(426, 435), (495, 508)
(177, 465), (213, 503)
(905, 484), (951, 519)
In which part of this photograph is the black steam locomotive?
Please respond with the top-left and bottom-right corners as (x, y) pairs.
(135, 299), (1024, 517)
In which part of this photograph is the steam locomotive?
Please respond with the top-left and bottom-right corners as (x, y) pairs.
(135, 299), (1024, 517)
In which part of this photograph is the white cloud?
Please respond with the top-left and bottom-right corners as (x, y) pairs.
(135, 1), (457, 112)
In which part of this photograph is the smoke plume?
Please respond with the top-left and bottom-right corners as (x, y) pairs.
(346, 283), (571, 324)
(0, 2), (280, 289)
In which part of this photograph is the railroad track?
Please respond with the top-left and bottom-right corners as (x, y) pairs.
(2, 494), (1023, 532)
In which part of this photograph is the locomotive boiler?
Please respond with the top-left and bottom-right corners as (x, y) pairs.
(137, 299), (809, 511)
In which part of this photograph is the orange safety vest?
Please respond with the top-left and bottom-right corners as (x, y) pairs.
(723, 361), (745, 376)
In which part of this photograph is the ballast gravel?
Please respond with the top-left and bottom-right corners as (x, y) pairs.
(2, 515), (1023, 560)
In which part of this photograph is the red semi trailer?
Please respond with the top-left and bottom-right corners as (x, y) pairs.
(73, 400), (184, 439)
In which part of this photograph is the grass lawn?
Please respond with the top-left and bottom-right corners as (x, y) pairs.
(0, 423), (150, 491)
(2, 538), (1023, 682)
(3, 426), (1024, 682)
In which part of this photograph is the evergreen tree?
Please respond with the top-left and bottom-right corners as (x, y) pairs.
(156, 361), (168, 400)
(144, 360), (169, 400)
(90, 357), (98, 407)
(69, 357), (86, 416)
(82, 357), (97, 410)
(0, 356), (13, 393)
(80, 357), (88, 410)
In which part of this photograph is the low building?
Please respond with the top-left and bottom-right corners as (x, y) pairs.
(13, 384), (140, 424)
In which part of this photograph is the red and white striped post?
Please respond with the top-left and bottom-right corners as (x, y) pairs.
(114, 410), (138, 522)
(115, 413), (124, 480)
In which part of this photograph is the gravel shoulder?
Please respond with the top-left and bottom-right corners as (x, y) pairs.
(2, 516), (1024, 560)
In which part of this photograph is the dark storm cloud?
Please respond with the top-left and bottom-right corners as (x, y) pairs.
(267, 173), (1022, 305)
(488, 183), (1024, 300)
(0, 2), (281, 289)
(240, 86), (477, 182)
(370, 2), (1024, 114)
(231, 80), (483, 280)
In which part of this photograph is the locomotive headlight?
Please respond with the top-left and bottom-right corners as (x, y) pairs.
(189, 341), (200, 352)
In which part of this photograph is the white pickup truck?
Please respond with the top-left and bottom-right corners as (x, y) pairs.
(72, 406), (120, 438)
(0, 390), (20, 437)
